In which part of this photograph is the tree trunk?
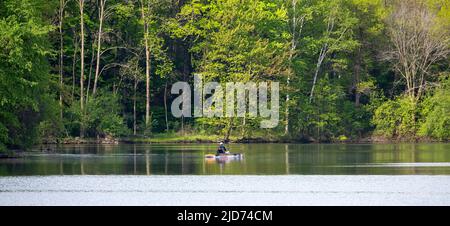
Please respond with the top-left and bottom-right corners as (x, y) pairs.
(93, 0), (106, 96)
(285, 0), (296, 135)
(354, 46), (362, 107)
(181, 116), (184, 135)
(133, 78), (138, 135)
(180, 48), (190, 135)
(164, 82), (169, 133)
(86, 40), (96, 104)
(71, 34), (78, 102)
(285, 76), (290, 135)
(286, 0), (305, 135)
(310, 44), (327, 103)
(141, 0), (151, 128)
(59, 0), (65, 120)
(241, 114), (246, 137)
(310, 14), (337, 103)
(225, 118), (234, 142)
(79, 0), (85, 138)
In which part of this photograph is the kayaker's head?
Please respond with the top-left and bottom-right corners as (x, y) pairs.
(219, 141), (224, 145)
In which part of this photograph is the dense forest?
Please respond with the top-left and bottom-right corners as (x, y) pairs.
(0, 0), (449, 151)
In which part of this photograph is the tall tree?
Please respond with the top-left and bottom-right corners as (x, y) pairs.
(382, 0), (450, 102)
(0, 0), (55, 150)
(140, 0), (151, 127)
(58, 0), (68, 120)
(78, 0), (85, 137)
(120, 57), (143, 136)
(309, 0), (358, 103)
(92, 0), (106, 96)
(286, 0), (306, 135)
(171, 0), (289, 138)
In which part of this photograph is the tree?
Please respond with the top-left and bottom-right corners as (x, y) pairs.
(348, 0), (384, 107)
(58, 0), (69, 120)
(120, 57), (144, 135)
(308, 0), (358, 103)
(419, 74), (450, 140)
(92, 0), (107, 96)
(285, 0), (307, 135)
(172, 0), (289, 139)
(140, 0), (152, 128)
(382, 0), (450, 102)
(1, 0), (449, 147)
(0, 0), (55, 150)
(78, 0), (86, 137)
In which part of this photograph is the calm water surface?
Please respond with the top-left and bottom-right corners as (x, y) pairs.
(1, 143), (449, 176)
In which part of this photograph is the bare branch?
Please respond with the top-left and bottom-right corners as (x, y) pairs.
(382, 0), (449, 101)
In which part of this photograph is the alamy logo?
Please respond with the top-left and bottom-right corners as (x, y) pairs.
(171, 74), (279, 128)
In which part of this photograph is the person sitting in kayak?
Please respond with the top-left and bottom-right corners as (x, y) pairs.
(217, 142), (228, 155)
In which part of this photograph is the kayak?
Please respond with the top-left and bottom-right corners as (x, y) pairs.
(205, 153), (243, 159)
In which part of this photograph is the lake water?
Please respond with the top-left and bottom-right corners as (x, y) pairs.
(1, 143), (450, 205)
(1, 143), (450, 176)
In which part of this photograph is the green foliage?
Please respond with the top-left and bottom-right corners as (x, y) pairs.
(37, 94), (66, 140)
(373, 96), (418, 138)
(84, 91), (129, 137)
(0, 0), (54, 150)
(373, 74), (449, 140)
(0, 122), (8, 152)
(0, 0), (449, 149)
(171, 0), (289, 135)
(292, 78), (353, 141)
(418, 75), (450, 140)
(340, 100), (373, 138)
(310, 79), (346, 140)
(64, 91), (129, 138)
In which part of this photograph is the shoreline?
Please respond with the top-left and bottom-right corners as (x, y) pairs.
(1, 135), (446, 157)
(38, 135), (446, 145)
